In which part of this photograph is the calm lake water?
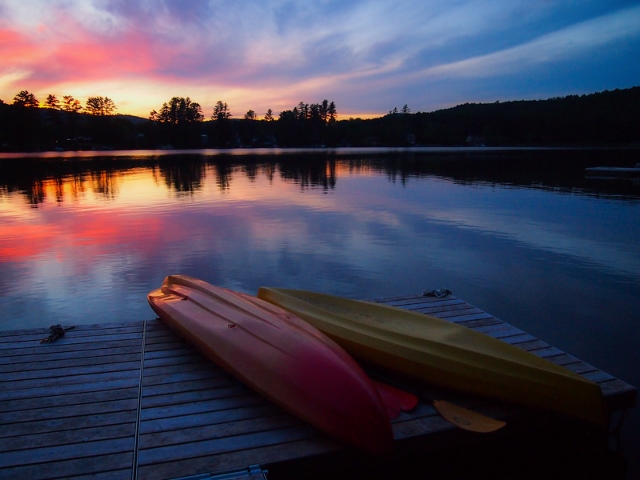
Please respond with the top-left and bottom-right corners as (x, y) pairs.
(1, 147), (639, 477)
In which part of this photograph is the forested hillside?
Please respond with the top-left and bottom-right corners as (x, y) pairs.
(368, 86), (640, 147)
(1, 87), (638, 151)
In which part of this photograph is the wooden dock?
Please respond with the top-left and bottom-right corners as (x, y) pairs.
(0, 293), (636, 479)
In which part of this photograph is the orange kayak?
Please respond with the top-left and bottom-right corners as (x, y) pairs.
(147, 275), (394, 454)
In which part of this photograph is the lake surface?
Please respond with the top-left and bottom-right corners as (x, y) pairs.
(1, 147), (639, 477)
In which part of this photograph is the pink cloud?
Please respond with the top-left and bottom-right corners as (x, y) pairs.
(0, 27), (43, 65)
(24, 15), (161, 86)
(1, 8), (189, 93)
(51, 36), (156, 80)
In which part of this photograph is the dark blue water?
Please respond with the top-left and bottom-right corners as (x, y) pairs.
(1, 147), (638, 478)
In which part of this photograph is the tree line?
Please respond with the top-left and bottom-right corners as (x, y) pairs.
(146, 97), (338, 148)
(333, 87), (639, 147)
(0, 90), (123, 150)
(10, 90), (117, 116)
(1, 86), (638, 152)
(0, 89), (340, 150)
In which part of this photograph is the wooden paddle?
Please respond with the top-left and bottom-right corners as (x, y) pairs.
(372, 377), (506, 433)
(432, 399), (506, 433)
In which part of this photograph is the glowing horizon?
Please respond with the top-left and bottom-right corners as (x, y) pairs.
(1, 1), (639, 119)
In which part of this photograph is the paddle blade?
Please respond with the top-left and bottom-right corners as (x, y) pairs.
(433, 400), (506, 433)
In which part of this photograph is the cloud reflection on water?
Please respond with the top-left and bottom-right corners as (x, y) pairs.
(1, 150), (639, 332)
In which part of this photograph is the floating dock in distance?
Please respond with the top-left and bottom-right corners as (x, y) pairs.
(0, 293), (636, 479)
(585, 164), (640, 178)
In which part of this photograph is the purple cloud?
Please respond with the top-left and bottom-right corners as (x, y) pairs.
(1, 0), (638, 117)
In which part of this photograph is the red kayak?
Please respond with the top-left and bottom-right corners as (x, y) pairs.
(147, 275), (395, 454)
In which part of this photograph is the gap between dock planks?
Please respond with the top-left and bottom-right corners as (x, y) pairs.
(0, 293), (636, 480)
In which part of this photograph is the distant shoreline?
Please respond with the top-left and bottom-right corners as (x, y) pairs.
(2, 87), (639, 153)
(2, 144), (640, 160)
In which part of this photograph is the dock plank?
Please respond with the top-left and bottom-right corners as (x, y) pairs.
(139, 424), (320, 466)
(139, 403), (282, 436)
(0, 436), (134, 470)
(0, 452), (133, 480)
(136, 437), (338, 480)
(0, 345), (142, 366)
(0, 423), (136, 453)
(0, 377), (141, 403)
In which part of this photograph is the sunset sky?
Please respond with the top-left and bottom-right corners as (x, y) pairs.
(1, 0), (639, 119)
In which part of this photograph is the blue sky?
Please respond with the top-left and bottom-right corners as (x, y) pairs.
(1, 0), (639, 118)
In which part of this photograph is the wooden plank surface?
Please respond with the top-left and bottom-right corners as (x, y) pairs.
(0, 293), (636, 480)
(0, 323), (143, 480)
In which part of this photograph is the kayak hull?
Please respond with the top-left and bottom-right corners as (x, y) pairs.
(257, 287), (608, 427)
(148, 276), (393, 454)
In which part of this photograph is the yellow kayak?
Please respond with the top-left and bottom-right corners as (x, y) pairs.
(257, 288), (608, 427)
